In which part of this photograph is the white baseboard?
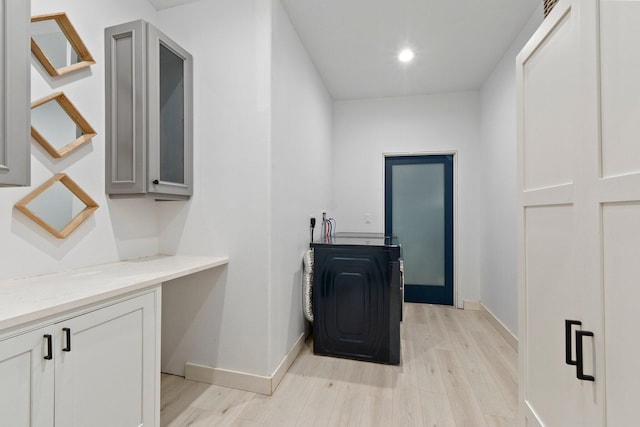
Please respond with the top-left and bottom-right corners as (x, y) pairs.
(480, 302), (518, 352)
(184, 332), (306, 395)
(463, 300), (482, 311)
(185, 363), (271, 395)
(271, 332), (306, 393)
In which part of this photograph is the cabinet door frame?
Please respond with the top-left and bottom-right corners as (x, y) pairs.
(54, 291), (159, 427)
(0, 325), (54, 427)
(0, 0), (30, 187)
(147, 24), (193, 199)
(597, 1), (640, 425)
(105, 20), (147, 195)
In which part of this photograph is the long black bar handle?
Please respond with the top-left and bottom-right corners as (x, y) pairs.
(43, 334), (53, 360)
(62, 327), (71, 352)
(565, 320), (582, 366)
(576, 330), (595, 381)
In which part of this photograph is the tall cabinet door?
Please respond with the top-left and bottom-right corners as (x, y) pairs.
(599, 1), (640, 424)
(55, 292), (158, 427)
(0, 0), (30, 187)
(0, 327), (54, 427)
(517, 0), (601, 426)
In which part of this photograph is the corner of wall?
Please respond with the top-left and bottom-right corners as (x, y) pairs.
(477, 2), (544, 338)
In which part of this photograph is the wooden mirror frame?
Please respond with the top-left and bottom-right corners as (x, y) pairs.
(31, 92), (97, 158)
(31, 12), (95, 77)
(15, 173), (99, 239)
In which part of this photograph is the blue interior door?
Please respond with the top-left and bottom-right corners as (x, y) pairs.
(385, 155), (454, 305)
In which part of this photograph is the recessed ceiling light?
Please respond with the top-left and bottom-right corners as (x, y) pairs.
(398, 48), (415, 63)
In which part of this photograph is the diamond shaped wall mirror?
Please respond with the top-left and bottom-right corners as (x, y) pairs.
(15, 173), (99, 239)
(31, 92), (96, 158)
(31, 12), (95, 77)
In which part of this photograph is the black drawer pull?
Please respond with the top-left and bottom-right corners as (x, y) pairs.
(565, 319), (581, 366)
(576, 330), (595, 381)
(62, 327), (71, 352)
(44, 334), (53, 360)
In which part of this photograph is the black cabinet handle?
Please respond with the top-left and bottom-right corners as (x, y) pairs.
(44, 334), (53, 360)
(576, 330), (595, 381)
(565, 320), (581, 365)
(152, 179), (159, 185)
(62, 327), (71, 352)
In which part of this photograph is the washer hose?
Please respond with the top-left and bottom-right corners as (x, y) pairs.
(303, 249), (314, 323)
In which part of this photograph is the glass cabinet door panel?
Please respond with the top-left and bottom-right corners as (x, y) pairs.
(159, 43), (185, 184)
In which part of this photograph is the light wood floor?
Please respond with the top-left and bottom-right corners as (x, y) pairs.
(161, 303), (518, 427)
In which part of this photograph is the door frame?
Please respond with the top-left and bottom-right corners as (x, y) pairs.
(382, 151), (459, 308)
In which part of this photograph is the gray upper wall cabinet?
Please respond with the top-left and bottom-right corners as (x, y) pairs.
(0, 0), (30, 187)
(105, 20), (193, 201)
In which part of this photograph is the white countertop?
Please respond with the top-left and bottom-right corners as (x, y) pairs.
(0, 255), (229, 332)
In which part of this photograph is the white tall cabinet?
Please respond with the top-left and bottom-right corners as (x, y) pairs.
(0, 0), (30, 186)
(517, 0), (640, 426)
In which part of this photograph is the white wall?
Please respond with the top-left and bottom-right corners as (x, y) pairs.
(332, 92), (483, 307)
(269, 0), (332, 373)
(479, 5), (543, 336)
(0, 0), (159, 281)
(157, 0), (273, 377)
(157, 0), (332, 378)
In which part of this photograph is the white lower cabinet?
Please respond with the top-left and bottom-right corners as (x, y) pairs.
(0, 325), (54, 427)
(518, 0), (640, 425)
(0, 290), (159, 427)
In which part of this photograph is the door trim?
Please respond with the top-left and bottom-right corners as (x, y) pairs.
(382, 151), (458, 307)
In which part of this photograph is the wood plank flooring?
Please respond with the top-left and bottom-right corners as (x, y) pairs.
(161, 303), (518, 427)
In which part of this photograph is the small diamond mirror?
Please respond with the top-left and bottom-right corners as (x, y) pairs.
(31, 12), (95, 77)
(15, 173), (99, 239)
(31, 92), (96, 158)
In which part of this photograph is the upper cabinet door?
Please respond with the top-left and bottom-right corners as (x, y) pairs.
(105, 20), (147, 196)
(105, 20), (193, 201)
(0, 0), (30, 187)
(147, 25), (193, 199)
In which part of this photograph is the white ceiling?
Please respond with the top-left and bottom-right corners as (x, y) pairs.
(281, 0), (540, 100)
(149, 0), (540, 100)
(147, 0), (197, 10)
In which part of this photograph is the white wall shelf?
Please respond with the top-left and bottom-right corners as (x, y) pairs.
(0, 255), (228, 332)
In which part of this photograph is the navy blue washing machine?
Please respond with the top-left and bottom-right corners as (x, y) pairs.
(310, 233), (402, 365)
